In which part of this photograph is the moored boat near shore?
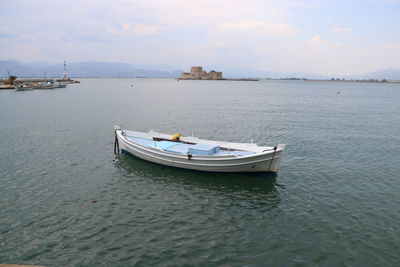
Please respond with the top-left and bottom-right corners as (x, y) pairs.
(33, 82), (56, 89)
(47, 80), (67, 88)
(15, 84), (34, 91)
(114, 126), (286, 173)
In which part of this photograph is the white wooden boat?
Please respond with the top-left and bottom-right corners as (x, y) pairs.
(114, 126), (286, 173)
(56, 83), (67, 88)
(15, 84), (34, 91)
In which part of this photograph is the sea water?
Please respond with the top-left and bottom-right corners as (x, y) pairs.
(1, 78), (400, 265)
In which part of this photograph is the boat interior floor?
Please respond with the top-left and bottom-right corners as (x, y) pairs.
(126, 136), (256, 156)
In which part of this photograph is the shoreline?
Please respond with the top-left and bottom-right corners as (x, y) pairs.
(178, 78), (259, 81)
(263, 78), (400, 84)
(303, 79), (400, 84)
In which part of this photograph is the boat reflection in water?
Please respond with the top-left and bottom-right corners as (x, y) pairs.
(114, 152), (281, 209)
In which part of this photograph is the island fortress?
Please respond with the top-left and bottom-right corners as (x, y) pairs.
(180, 66), (223, 80)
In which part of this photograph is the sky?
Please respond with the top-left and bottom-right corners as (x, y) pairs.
(0, 0), (399, 76)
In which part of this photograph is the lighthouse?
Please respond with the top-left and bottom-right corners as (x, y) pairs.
(62, 61), (69, 81)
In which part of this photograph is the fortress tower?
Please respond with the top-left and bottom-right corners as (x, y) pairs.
(181, 66), (223, 80)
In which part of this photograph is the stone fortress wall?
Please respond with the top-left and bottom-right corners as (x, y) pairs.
(180, 66), (223, 80)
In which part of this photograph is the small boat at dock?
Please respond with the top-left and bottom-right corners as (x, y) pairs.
(114, 126), (286, 173)
(48, 80), (67, 88)
(56, 83), (67, 88)
(33, 82), (56, 89)
(15, 84), (34, 91)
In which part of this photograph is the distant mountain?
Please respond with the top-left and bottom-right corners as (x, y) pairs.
(1, 60), (399, 80)
(203, 64), (328, 79)
(0, 60), (44, 77)
(347, 68), (400, 80)
(0, 60), (183, 78)
(65, 62), (182, 78)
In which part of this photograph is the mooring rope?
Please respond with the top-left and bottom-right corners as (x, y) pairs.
(114, 130), (120, 154)
(267, 146), (277, 172)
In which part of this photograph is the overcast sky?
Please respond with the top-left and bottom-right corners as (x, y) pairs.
(1, 0), (399, 75)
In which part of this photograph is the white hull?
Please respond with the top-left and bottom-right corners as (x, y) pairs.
(115, 127), (285, 173)
(33, 86), (55, 89)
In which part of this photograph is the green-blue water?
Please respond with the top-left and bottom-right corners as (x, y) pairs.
(1, 78), (400, 266)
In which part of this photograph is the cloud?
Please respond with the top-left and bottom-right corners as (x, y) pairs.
(88, 0), (293, 34)
(206, 19), (298, 50)
(131, 24), (160, 36)
(107, 23), (161, 36)
(308, 35), (324, 44)
(218, 20), (298, 36)
(307, 35), (343, 46)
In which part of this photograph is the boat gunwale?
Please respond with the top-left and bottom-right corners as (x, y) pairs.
(118, 130), (282, 162)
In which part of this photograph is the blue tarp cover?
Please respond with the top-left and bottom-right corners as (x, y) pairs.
(128, 137), (254, 156)
(165, 143), (221, 155)
(128, 136), (155, 146)
(164, 144), (192, 154)
(147, 140), (178, 150)
(188, 144), (220, 155)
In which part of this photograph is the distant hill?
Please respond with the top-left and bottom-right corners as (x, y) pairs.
(204, 64), (328, 79)
(1, 60), (399, 80)
(347, 68), (400, 80)
(0, 60), (44, 78)
(0, 60), (183, 78)
(213, 65), (400, 80)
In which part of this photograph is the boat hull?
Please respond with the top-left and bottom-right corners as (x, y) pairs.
(116, 130), (285, 173)
(33, 86), (55, 89)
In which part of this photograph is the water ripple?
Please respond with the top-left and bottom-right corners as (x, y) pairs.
(1, 79), (400, 265)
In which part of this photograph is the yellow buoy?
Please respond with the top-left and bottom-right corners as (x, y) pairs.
(171, 133), (182, 141)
